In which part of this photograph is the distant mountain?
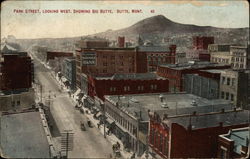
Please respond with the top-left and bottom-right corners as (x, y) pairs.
(14, 15), (249, 51)
(93, 15), (248, 40)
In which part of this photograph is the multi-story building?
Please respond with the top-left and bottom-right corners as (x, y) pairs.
(219, 69), (250, 109)
(193, 36), (214, 50)
(183, 69), (223, 99)
(0, 52), (34, 92)
(76, 47), (147, 88)
(61, 57), (76, 90)
(87, 73), (169, 100)
(186, 36), (214, 61)
(209, 44), (249, 69)
(104, 92), (233, 156)
(148, 109), (249, 158)
(0, 88), (35, 112)
(138, 45), (176, 72)
(175, 52), (187, 64)
(157, 61), (230, 92)
(46, 51), (73, 62)
(218, 127), (249, 158)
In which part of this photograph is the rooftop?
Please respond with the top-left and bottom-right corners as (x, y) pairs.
(199, 69), (225, 74)
(105, 93), (232, 121)
(159, 61), (230, 70)
(138, 45), (170, 52)
(0, 111), (50, 158)
(95, 73), (165, 80)
(220, 127), (249, 155)
(163, 110), (249, 130)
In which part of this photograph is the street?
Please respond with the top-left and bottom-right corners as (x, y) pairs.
(33, 56), (113, 158)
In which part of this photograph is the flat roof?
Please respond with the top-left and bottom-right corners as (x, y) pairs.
(0, 111), (50, 158)
(95, 73), (165, 80)
(199, 69), (225, 74)
(164, 110), (249, 129)
(221, 127), (249, 154)
(159, 62), (229, 70)
(105, 93), (232, 121)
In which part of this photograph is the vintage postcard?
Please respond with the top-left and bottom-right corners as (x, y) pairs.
(0, 0), (249, 158)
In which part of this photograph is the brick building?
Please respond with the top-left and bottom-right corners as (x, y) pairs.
(186, 36), (214, 61)
(87, 73), (169, 100)
(193, 36), (214, 50)
(138, 45), (176, 72)
(218, 127), (249, 158)
(46, 51), (73, 62)
(104, 92), (232, 156)
(157, 61), (231, 92)
(76, 47), (147, 88)
(148, 109), (249, 158)
(0, 52), (34, 92)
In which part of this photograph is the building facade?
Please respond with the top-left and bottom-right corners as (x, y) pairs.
(46, 51), (73, 62)
(157, 61), (230, 92)
(87, 73), (169, 100)
(0, 88), (35, 112)
(138, 45), (176, 72)
(209, 44), (249, 69)
(148, 109), (249, 158)
(61, 58), (76, 90)
(183, 69), (222, 99)
(75, 47), (147, 88)
(104, 93), (233, 157)
(0, 52), (34, 92)
(219, 69), (250, 109)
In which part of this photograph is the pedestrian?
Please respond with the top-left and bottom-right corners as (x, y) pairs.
(109, 153), (113, 158)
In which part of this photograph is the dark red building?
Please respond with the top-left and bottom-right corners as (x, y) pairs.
(138, 45), (176, 72)
(76, 47), (148, 88)
(0, 52), (33, 92)
(157, 61), (231, 92)
(148, 109), (249, 158)
(193, 36), (214, 50)
(46, 51), (73, 61)
(118, 36), (125, 48)
(87, 73), (169, 100)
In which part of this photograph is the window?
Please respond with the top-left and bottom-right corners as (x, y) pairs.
(221, 91), (225, 99)
(227, 78), (230, 85)
(103, 69), (107, 73)
(240, 58), (244, 62)
(17, 101), (20, 106)
(231, 94), (234, 101)
(226, 92), (229, 100)
(103, 62), (107, 66)
(240, 64), (243, 68)
(11, 101), (15, 107)
(221, 77), (225, 84)
(231, 78), (235, 86)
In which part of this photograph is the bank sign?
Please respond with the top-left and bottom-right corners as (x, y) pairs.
(82, 52), (96, 65)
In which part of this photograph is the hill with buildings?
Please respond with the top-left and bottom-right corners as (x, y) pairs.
(3, 15), (248, 52)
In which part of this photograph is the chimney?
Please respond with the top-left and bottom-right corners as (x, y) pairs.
(169, 45), (176, 54)
(219, 122), (223, 127)
(118, 36), (125, 48)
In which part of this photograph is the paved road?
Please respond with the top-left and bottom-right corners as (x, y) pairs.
(33, 56), (113, 158)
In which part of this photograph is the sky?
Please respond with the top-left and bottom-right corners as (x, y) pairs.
(1, 0), (249, 39)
